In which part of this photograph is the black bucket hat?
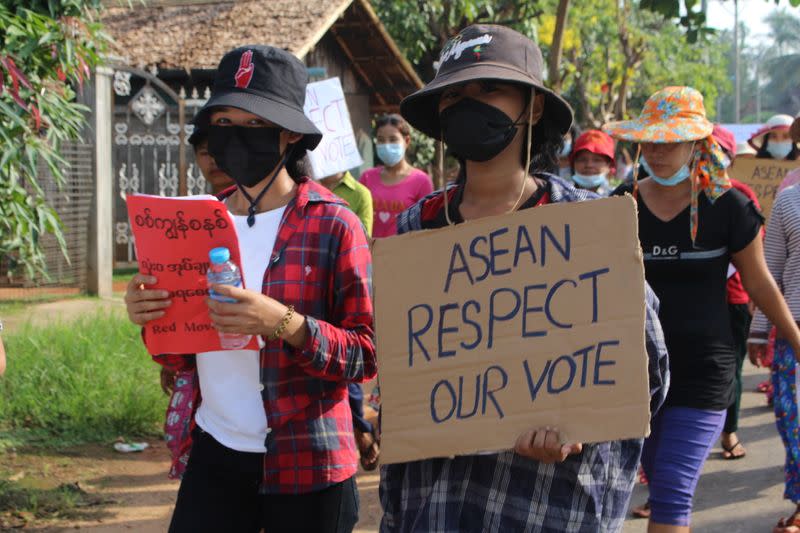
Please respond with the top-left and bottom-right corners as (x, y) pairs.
(193, 45), (322, 152)
(400, 24), (573, 139)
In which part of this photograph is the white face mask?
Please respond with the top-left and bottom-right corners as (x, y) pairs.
(572, 172), (608, 189)
(767, 141), (793, 160)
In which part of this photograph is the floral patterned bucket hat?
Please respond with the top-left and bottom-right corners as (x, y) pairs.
(603, 86), (731, 244)
(603, 86), (713, 143)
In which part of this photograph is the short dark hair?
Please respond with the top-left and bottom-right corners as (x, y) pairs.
(375, 113), (411, 137)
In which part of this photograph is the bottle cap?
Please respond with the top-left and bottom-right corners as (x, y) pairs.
(209, 247), (231, 264)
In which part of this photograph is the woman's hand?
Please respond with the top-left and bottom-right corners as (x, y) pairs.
(124, 275), (171, 326)
(513, 428), (582, 464)
(160, 367), (176, 395)
(747, 341), (768, 367)
(207, 285), (308, 347)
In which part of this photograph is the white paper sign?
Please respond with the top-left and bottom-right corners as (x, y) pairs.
(303, 77), (363, 179)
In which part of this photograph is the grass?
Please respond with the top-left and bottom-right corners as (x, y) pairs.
(0, 312), (167, 449)
(113, 267), (139, 285)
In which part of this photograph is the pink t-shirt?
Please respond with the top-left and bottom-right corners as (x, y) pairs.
(360, 167), (434, 238)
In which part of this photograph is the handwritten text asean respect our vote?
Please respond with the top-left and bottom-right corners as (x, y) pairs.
(373, 195), (650, 464)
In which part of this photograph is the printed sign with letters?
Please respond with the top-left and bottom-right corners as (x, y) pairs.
(730, 158), (799, 218)
(126, 194), (258, 355)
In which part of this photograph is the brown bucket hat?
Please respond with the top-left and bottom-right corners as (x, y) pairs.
(400, 24), (574, 139)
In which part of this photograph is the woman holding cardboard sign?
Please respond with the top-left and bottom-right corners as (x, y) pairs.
(748, 114), (799, 161)
(606, 87), (800, 533)
(124, 45), (375, 532)
(378, 24), (670, 533)
(748, 113), (800, 533)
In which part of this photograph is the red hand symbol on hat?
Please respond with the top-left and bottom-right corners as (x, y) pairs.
(234, 50), (255, 89)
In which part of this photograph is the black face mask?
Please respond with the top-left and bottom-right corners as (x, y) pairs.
(207, 125), (291, 226)
(439, 98), (524, 162)
(207, 125), (285, 188)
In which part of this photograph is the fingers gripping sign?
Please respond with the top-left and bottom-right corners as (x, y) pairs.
(513, 427), (583, 464)
(124, 274), (171, 326)
(234, 50), (255, 89)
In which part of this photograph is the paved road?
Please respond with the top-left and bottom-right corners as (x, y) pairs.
(624, 365), (791, 533)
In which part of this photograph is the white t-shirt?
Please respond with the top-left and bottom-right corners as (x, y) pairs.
(195, 205), (287, 453)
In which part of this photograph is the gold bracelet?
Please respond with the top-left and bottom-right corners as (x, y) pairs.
(268, 305), (295, 341)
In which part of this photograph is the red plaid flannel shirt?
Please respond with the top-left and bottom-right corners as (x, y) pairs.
(154, 178), (376, 494)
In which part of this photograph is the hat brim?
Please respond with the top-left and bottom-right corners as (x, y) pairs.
(747, 125), (791, 150)
(603, 119), (712, 144)
(194, 90), (323, 152)
(400, 62), (574, 139)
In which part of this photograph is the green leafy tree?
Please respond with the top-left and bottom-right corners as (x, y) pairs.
(642, 0), (800, 42)
(0, 0), (108, 280)
(761, 8), (800, 113)
(539, 0), (730, 126)
(373, 0), (543, 82)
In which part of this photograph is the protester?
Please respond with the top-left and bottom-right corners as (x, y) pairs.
(779, 114), (800, 192)
(124, 45), (375, 532)
(606, 86), (800, 532)
(712, 124), (764, 461)
(736, 141), (757, 159)
(317, 169), (379, 470)
(190, 125), (235, 194)
(557, 124), (580, 179)
(617, 145), (635, 183)
(749, 114), (800, 533)
(360, 114), (433, 239)
(319, 170), (373, 237)
(158, 126), (236, 469)
(380, 24), (669, 532)
(570, 129), (616, 195)
(749, 114), (798, 161)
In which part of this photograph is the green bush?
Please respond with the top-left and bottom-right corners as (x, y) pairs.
(0, 312), (166, 447)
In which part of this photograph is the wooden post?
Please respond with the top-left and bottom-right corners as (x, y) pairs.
(87, 66), (114, 298)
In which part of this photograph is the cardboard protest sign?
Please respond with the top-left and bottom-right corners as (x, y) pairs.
(730, 158), (799, 218)
(373, 195), (650, 464)
(126, 194), (258, 355)
(303, 77), (363, 179)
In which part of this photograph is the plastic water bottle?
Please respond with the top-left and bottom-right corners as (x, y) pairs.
(207, 247), (251, 350)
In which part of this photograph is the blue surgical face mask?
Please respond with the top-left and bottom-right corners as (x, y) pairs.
(640, 155), (691, 187)
(559, 141), (572, 158)
(376, 143), (405, 166)
(572, 172), (608, 189)
(767, 141), (793, 160)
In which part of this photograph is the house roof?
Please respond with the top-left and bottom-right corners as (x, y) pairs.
(101, 0), (423, 111)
